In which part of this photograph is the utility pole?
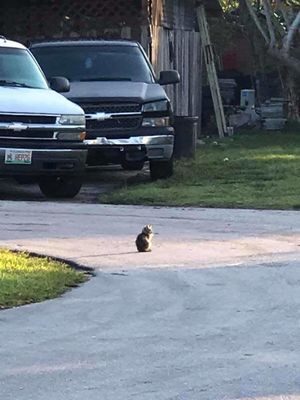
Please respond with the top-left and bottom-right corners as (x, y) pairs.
(196, 3), (227, 138)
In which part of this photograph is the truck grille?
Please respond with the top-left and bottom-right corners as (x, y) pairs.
(0, 114), (57, 124)
(0, 130), (55, 139)
(86, 117), (142, 131)
(79, 102), (142, 131)
(80, 103), (141, 114)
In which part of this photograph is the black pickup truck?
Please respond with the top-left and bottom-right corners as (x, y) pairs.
(30, 40), (180, 180)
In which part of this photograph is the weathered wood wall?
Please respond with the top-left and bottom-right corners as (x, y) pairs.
(152, 27), (202, 117)
(150, 0), (202, 121)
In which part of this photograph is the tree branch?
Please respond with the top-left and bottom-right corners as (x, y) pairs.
(283, 11), (300, 56)
(243, 0), (269, 44)
(262, 0), (276, 47)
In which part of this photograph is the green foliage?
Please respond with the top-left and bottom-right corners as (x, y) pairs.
(220, 0), (239, 12)
(0, 250), (86, 308)
(220, 1), (299, 12)
(101, 131), (300, 210)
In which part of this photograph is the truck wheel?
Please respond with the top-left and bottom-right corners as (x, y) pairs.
(150, 159), (174, 180)
(38, 176), (82, 199)
(121, 161), (144, 171)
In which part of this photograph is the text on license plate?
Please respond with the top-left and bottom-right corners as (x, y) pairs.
(5, 149), (32, 164)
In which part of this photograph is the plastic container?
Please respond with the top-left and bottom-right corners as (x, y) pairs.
(240, 89), (255, 109)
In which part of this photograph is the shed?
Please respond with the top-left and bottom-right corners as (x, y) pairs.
(0, 0), (221, 124)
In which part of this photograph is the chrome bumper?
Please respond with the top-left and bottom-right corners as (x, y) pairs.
(0, 147), (87, 175)
(0, 123), (85, 131)
(84, 135), (174, 160)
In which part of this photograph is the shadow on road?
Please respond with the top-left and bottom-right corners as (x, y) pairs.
(0, 165), (150, 203)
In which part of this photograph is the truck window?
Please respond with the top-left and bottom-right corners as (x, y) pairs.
(32, 45), (155, 84)
(0, 48), (48, 89)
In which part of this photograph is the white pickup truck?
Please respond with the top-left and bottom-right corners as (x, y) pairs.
(0, 36), (87, 198)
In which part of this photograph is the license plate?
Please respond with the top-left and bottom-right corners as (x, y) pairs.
(5, 149), (32, 165)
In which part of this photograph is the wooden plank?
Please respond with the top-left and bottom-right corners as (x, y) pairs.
(140, 24), (150, 54)
(196, 4), (227, 138)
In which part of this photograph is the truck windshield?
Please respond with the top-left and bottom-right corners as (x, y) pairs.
(0, 48), (48, 89)
(32, 45), (155, 83)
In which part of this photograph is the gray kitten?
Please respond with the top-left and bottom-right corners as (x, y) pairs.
(135, 225), (153, 252)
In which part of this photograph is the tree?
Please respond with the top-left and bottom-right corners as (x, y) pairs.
(242, 1), (300, 74)
(219, 0), (300, 119)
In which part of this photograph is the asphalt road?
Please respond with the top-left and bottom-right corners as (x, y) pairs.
(0, 201), (300, 400)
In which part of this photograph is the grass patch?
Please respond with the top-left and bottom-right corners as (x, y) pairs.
(0, 250), (87, 309)
(101, 131), (300, 210)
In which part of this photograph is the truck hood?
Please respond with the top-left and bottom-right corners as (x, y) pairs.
(65, 81), (169, 103)
(0, 86), (84, 115)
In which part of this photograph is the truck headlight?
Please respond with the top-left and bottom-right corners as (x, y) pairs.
(57, 115), (86, 126)
(142, 100), (169, 113)
(142, 117), (170, 127)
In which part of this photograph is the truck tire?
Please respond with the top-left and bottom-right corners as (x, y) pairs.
(38, 176), (82, 199)
(121, 160), (144, 171)
(150, 159), (174, 180)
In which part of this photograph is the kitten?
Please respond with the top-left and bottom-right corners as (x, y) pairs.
(135, 225), (153, 252)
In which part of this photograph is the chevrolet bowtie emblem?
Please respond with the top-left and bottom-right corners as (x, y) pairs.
(93, 112), (112, 121)
(8, 123), (28, 131)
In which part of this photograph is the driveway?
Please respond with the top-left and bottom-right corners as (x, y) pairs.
(0, 166), (148, 203)
(0, 201), (300, 400)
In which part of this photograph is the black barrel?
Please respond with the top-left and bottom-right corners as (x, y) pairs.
(173, 116), (199, 159)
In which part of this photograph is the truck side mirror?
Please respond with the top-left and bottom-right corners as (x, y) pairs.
(48, 76), (70, 93)
(158, 70), (180, 85)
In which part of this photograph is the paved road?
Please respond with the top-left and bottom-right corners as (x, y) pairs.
(0, 202), (300, 400)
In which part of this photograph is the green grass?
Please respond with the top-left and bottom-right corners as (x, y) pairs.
(101, 131), (300, 210)
(0, 250), (87, 309)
